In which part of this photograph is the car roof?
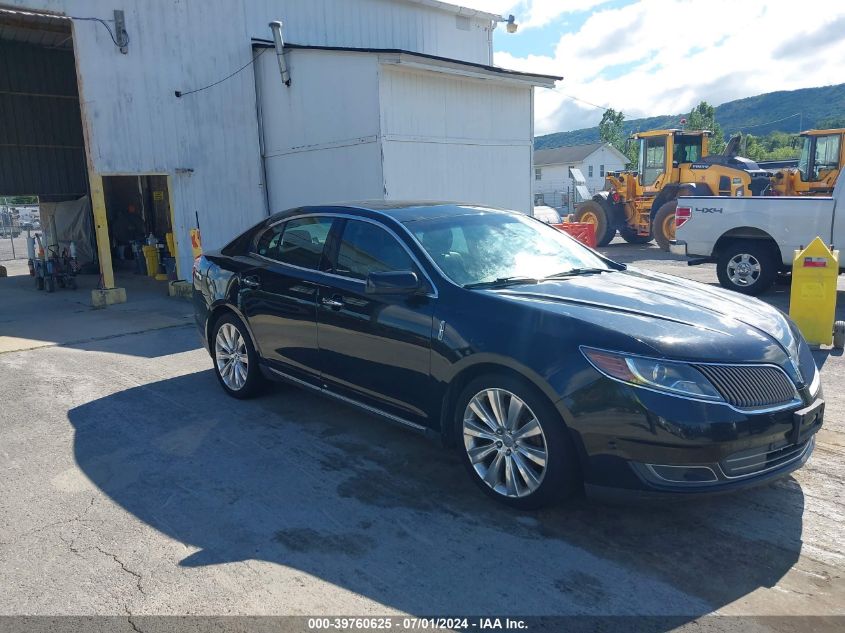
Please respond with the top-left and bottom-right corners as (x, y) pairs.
(272, 201), (517, 224)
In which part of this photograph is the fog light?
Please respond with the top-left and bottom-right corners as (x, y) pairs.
(646, 464), (718, 484)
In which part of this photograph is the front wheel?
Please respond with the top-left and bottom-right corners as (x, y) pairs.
(653, 200), (677, 252)
(455, 375), (578, 509)
(574, 199), (615, 247)
(716, 241), (778, 296)
(212, 313), (265, 399)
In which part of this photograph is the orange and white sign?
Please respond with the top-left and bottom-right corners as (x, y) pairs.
(190, 228), (202, 259)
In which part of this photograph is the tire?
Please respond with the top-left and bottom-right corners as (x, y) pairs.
(67, 277), (77, 290)
(211, 313), (265, 399)
(619, 226), (653, 245)
(45, 276), (55, 293)
(574, 199), (615, 247)
(653, 200), (677, 252)
(35, 276), (44, 291)
(834, 321), (845, 351)
(454, 374), (579, 510)
(716, 240), (778, 296)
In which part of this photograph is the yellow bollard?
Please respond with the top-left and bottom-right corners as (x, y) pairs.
(789, 237), (839, 346)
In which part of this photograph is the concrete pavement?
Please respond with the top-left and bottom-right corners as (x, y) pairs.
(0, 244), (843, 630)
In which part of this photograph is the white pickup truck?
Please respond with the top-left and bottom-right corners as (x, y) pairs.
(671, 178), (845, 295)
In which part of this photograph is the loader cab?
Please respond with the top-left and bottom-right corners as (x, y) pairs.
(797, 130), (843, 183)
(635, 130), (708, 187)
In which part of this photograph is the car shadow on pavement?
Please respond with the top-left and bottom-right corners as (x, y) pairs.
(67, 370), (806, 623)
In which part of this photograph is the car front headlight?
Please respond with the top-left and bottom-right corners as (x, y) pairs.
(581, 347), (724, 402)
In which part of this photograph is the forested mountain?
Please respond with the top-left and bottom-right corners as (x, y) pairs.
(535, 84), (845, 150)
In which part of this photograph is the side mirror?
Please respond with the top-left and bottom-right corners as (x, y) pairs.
(365, 271), (420, 295)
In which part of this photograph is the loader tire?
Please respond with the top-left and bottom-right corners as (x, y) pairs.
(575, 200), (614, 247)
(653, 201), (677, 252)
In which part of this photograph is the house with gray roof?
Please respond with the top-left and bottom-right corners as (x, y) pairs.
(533, 142), (628, 209)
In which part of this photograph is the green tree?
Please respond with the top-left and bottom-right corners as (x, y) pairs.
(815, 115), (845, 129)
(599, 108), (636, 165)
(686, 101), (725, 154)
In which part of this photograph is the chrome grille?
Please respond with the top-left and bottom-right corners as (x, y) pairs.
(721, 438), (812, 478)
(695, 364), (796, 409)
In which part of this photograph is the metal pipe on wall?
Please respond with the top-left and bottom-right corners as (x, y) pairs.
(269, 21), (291, 86)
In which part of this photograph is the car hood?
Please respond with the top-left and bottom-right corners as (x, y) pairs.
(493, 267), (800, 370)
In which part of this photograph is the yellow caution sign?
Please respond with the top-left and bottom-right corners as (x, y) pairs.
(189, 228), (202, 259)
(789, 237), (839, 346)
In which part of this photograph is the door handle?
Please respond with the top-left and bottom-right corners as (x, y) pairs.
(320, 296), (344, 310)
(241, 275), (260, 289)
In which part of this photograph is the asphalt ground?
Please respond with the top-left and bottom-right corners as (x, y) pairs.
(0, 241), (843, 632)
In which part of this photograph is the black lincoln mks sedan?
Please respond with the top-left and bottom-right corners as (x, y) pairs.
(193, 202), (823, 508)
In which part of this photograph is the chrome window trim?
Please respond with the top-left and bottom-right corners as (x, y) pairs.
(251, 212), (439, 298)
(266, 366), (427, 433)
(580, 345), (803, 415)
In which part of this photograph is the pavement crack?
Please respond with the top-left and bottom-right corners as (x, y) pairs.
(95, 546), (146, 596)
(124, 604), (144, 633)
(0, 496), (96, 546)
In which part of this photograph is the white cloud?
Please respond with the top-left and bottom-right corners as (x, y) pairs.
(473, 0), (845, 135)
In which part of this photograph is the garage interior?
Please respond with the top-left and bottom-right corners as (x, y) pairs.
(0, 8), (178, 304)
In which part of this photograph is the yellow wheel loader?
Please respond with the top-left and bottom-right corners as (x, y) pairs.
(575, 129), (771, 250)
(771, 129), (843, 196)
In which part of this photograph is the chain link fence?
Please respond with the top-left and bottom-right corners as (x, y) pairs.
(0, 213), (27, 261)
(534, 186), (600, 215)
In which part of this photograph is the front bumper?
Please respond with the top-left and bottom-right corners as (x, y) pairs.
(563, 378), (823, 497)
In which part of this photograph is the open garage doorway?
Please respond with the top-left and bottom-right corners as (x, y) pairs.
(0, 10), (97, 281)
(103, 175), (177, 280)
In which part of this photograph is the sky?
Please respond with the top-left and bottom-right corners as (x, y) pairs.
(464, 0), (845, 136)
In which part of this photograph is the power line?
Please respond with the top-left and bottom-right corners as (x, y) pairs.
(554, 91), (611, 111)
(69, 16), (127, 49)
(176, 47), (269, 98)
(736, 112), (802, 132)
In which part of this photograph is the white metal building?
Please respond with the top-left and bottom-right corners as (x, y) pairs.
(533, 143), (628, 209)
(0, 0), (557, 304)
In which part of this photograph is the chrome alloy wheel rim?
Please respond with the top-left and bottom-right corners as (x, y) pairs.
(463, 389), (548, 498)
(727, 253), (761, 287)
(215, 323), (249, 390)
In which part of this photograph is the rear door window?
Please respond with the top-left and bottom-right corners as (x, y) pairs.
(256, 217), (334, 270)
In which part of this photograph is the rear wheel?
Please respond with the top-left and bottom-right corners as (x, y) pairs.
(716, 240), (778, 296)
(212, 313), (265, 399)
(455, 374), (578, 509)
(653, 200), (677, 252)
(834, 321), (845, 350)
(574, 199), (615, 246)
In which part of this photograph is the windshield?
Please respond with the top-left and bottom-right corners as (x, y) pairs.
(406, 211), (612, 287)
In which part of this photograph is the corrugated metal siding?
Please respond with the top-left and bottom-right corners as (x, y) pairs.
(245, 0), (492, 65)
(0, 40), (87, 200)
(255, 49), (385, 211)
(379, 66), (533, 212)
